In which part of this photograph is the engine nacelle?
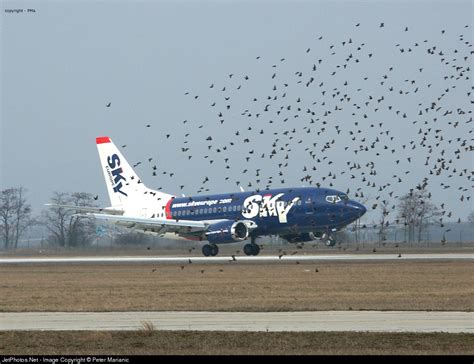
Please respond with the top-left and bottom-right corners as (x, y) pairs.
(282, 232), (316, 243)
(206, 220), (249, 244)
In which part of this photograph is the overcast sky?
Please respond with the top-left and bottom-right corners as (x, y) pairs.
(1, 0), (472, 226)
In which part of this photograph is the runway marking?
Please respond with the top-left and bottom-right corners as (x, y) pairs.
(0, 253), (472, 264)
(0, 311), (472, 333)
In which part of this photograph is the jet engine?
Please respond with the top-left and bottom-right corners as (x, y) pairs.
(206, 220), (250, 244)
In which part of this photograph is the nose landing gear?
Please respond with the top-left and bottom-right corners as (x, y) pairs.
(316, 232), (337, 247)
(324, 234), (336, 247)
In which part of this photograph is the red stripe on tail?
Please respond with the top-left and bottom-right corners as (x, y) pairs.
(96, 136), (111, 144)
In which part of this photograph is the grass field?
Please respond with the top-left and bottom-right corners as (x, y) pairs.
(1, 260), (472, 312)
(1, 331), (473, 355)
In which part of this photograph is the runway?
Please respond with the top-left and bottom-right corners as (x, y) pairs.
(0, 253), (472, 265)
(0, 311), (472, 333)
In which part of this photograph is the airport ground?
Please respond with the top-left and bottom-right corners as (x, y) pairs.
(1, 331), (473, 355)
(1, 244), (472, 355)
(1, 259), (473, 312)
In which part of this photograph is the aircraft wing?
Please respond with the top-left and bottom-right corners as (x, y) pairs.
(88, 213), (208, 236)
(45, 204), (124, 216)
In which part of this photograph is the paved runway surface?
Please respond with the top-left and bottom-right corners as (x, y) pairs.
(0, 253), (472, 264)
(0, 311), (472, 332)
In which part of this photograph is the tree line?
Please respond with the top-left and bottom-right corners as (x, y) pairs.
(0, 188), (98, 249)
(0, 188), (161, 250)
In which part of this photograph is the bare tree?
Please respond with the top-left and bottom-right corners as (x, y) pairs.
(42, 192), (97, 248)
(378, 199), (390, 243)
(113, 231), (150, 246)
(397, 189), (440, 243)
(468, 211), (474, 224)
(0, 187), (32, 250)
(352, 195), (369, 244)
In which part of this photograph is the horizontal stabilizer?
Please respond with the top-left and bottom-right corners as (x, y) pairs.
(44, 204), (124, 216)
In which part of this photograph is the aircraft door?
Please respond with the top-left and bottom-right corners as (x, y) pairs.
(304, 196), (314, 214)
(304, 195), (318, 228)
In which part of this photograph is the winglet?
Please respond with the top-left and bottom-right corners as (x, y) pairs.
(96, 136), (111, 144)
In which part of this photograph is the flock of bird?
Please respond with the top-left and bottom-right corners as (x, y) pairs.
(106, 21), (472, 236)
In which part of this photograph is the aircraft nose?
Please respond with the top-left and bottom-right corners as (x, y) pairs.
(350, 201), (367, 217)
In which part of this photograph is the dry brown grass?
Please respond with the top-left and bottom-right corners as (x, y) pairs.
(0, 260), (472, 312)
(139, 321), (156, 336)
(0, 331), (472, 355)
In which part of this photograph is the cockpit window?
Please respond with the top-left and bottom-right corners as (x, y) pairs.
(325, 195), (341, 204)
(339, 194), (349, 202)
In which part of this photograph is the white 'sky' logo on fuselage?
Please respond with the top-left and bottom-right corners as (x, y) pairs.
(241, 193), (300, 223)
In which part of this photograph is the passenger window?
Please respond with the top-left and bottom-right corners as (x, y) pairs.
(223, 206), (227, 212)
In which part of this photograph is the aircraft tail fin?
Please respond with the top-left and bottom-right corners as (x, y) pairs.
(96, 136), (173, 210)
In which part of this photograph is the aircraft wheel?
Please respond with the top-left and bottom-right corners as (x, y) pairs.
(202, 244), (212, 256)
(243, 243), (254, 256)
(210, 244), (219, 256)
(251, 243), (260, 256)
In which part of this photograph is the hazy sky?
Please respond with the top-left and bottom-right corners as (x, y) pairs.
(1, 0), (472, 226)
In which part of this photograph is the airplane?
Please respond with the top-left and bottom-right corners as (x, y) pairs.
(49, 136), (366, 256)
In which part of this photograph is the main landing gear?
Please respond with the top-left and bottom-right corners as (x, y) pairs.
(202, 244), (219, 256)
(243, 236), (260, 256)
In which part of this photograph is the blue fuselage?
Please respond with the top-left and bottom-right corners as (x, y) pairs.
(168, 187), (366, 238)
